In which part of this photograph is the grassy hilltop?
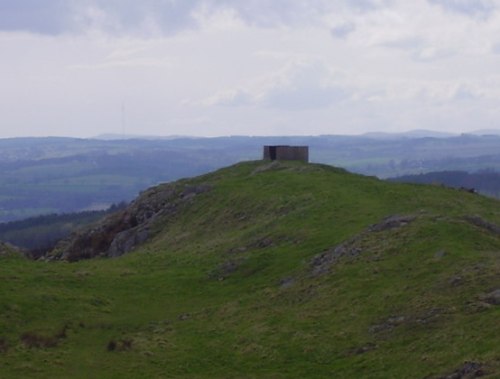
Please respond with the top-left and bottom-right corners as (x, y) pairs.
(1, 160), (499, 378)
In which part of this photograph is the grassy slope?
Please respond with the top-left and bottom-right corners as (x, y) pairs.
(1, 161), (499, 378)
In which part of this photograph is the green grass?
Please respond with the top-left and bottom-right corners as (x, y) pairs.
(0, 160), (499, 378)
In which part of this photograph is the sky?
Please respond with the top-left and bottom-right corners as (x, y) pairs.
(1, 0), (500, 138)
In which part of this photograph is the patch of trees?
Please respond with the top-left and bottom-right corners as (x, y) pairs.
(388, 170), (500, 198)
(0, 202), (127, 255)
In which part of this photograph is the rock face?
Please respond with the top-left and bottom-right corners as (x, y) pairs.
(50, 183), (211, 261)
(0, 241), (24, 257)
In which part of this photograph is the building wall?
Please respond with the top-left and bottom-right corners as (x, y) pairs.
(263, 146), (309, 162)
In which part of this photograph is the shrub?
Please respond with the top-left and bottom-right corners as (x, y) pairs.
(0, 337), (8, 353)
(20, 332), (58, 349)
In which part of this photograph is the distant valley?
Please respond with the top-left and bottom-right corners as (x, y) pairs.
(3, 132), (500, 223)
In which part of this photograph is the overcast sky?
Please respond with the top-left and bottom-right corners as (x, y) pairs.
(1, 0), (500, 138)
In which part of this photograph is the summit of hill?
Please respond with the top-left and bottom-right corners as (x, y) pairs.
(1, 160), (499, 378)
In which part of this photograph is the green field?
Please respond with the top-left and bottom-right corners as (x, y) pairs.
(1, 161), (499, 378)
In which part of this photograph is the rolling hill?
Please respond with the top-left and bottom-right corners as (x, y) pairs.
(1, 160), (499, 378)
(4, 133), (500, 222)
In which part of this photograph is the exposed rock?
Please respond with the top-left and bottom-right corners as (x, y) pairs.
(435, 250), (446, 259)
(370, 308), (443, 334)
(50, 182), (212, 261)
(311, 239), (362, 276)
(482, 289), (500, 305)
(437, 361), (484, 379)
(448, 275), (463, 287)
(252, 237), (274, 249)
(226, 236), (279, 256)
(227, 246), (247, 254)
(311, 214), (415, 276)
(464, 215), (500, 235)
(415, 307), (442, 325)
(0, 241), (25, 258)
(347, 343), (377, 356)
(368, 215), (416, 232)
(220, 260), (240, 274)
(279, 277), (295, 289)
(180, 184), (212, 199)
(108, 227), (150, 258)
(211, 259), (241, 280)
(369, 315), (406, 333)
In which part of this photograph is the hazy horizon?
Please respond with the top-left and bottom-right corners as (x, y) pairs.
(0, 128), (497, 141)
(2, 1), (500, 138)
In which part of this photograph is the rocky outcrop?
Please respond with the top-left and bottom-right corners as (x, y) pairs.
(311, 215), (416, 276)
(464, 215), (500, 235)
(437, 361), (484, 379)
(367, 215), (416, 232)
(0, 241), (25, 258)
(49, 183), (211, 261)
(482, 289), (500, 306)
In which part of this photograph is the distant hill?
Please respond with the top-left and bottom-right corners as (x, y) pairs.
(362, 129), (457, 139)
(93, 134), (193, 140)
(1, 160), (498, 378)
(469, 129), (500, 136)
(389, 170), (500, 198)
(3, 133), (500, 221)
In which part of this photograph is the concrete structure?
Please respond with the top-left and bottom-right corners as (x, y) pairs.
(263, 145), (309, 162)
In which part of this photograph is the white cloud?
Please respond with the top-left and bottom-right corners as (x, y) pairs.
(2, 1), (500, 138)
(330, 22), (356, 39)
(0, 0), (398, 37)
(203, 89), (254, 107)
(204, 59), (352, 110)
(428, 0), (497, 18)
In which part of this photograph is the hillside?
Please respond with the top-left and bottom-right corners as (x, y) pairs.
(1, 160), (499, 378)
(4, 133), (500, 222)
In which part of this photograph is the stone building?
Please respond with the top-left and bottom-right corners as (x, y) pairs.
(263, 145), (309, 162)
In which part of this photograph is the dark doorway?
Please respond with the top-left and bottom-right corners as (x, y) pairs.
(269, 146), (277, 160)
